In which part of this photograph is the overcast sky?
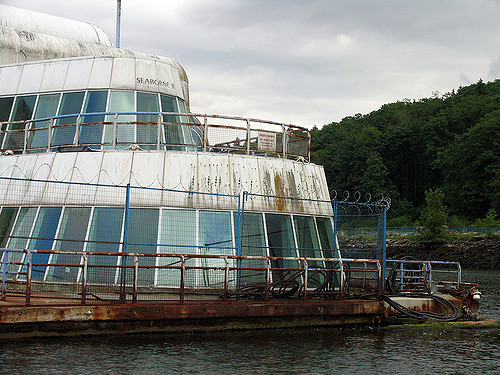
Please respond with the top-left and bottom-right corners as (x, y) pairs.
(2, 0), (500, 128)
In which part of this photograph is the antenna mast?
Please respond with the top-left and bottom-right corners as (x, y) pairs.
(116, 0), (121, 48)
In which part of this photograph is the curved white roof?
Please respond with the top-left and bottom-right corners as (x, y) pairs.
(0, 4), (113, 47)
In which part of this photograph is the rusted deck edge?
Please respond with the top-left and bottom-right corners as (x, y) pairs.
(0, 300), (383, 339)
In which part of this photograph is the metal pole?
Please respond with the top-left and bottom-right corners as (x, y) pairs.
(25, 249), (32, 306)
(75, 115), (81, 146)
(47, 119), (53, 152)
(179, 255), (185, 304)
(246, 120), (250, 155)
(157, 114), (161, 150)
(236, 192), (245, 289)
(113, 114), (118, 149)
(116, 0), (121, 48)
(132, 254), (138, 303)
(203, 115), (208, 152)
(1, 251), (8, 301)
(223, 257), (229, 301)
(23, 121), (28, 154)
(120, 183), (131, 302)
(81, 253), (87, 305)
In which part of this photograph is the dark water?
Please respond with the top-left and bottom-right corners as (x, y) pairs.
(0, 270), (498, 375)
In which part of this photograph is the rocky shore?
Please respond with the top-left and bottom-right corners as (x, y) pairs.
(386, 236), (500, 270)
(339, 236), (500, 270)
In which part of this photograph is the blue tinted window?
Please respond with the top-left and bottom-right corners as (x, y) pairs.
(6, 207), (37, 277)
(160, 95), (182, 148)
(86, 207), (124, 285)
(316, 217), (337, 257)
(294, 216), (321, 257)
(0, 97), (14, 147)
(265, 213), (297, 273)
(137, 92), (159, 148)
(127, 208), (159, 286)
(199, 210), (233, 287)
(235, 212), (267, 286)
(106, 91), (134, 147)
(28, 207), (62, 280)
(52, 91), (85, 147)
(30, 94), (60, 149)
(48, 207), (91, 282)
(0, 207), (17, 247)
(157, 209), (196, 287)
(0, 207), (18, 265)
(4, 95), (36, 149)
(80, 91), (108, 147)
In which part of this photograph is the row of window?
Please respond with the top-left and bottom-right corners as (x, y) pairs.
(0, 206), (338, 288)
(0, 90), (198, 151)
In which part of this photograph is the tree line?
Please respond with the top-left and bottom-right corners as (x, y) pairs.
(310, 79), (500, 226)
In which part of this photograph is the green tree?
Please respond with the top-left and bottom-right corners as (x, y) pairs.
(475, 209), (499, 237)
(438, 110), (500, 217)
(418, 188), (448, 242)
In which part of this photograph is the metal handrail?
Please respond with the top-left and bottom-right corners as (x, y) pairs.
(0, 248), (380, 305)
(386, 259), (462, 293)
(0, 111), (311, 161)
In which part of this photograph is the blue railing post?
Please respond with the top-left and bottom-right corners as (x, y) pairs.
(1, 250), (8, 301)
(235, 191), (246, 288)
(376, 205), (387, 289)
(333, 200), (338, 250)
(120, 183), (131, 302)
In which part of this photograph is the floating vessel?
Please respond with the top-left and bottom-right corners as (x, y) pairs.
(0, 5), (480, 338)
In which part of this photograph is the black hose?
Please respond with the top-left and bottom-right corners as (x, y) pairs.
(381, 293), (460, 322)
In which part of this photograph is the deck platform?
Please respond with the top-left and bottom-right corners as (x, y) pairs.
(0, 297), (383, 338)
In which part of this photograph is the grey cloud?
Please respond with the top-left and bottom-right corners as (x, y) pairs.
(3, 0), (500, 127)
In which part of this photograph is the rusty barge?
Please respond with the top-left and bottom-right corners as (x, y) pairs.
(0, 5), (480, 338)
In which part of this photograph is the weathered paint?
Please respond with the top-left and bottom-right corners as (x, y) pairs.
(0, 299), (383, 338)
(0, 151), (332, 214)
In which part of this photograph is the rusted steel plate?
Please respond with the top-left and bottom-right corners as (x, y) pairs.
(0, 300), (383, 324)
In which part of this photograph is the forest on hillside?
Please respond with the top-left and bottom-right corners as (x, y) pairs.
(310, 79), (500, 226)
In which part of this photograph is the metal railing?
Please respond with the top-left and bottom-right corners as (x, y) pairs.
(1, 248), (381, 305)
(386, 259), (463, 293)
(0, 111), (310, 161)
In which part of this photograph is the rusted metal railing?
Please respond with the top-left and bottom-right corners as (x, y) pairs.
(0, 112), (311, 161)
(0, 248), (380, 305)
(386, 259), (462, 293)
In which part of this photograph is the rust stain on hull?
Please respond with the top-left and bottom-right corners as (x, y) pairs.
(0, 299), (383, 338)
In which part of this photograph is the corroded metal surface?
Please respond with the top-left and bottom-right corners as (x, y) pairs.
(0, 299), (383, 338)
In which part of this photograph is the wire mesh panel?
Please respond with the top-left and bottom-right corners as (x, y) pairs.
(334, 201), (387, 260)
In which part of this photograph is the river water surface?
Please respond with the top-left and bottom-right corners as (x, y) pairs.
(0, 270), (498, 374)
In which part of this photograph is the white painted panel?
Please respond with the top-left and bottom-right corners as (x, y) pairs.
(66, 152), (104, 206)
(0, 154), (20, 204)
(110, 57), (136, 90)
(129, 152), (164, 188)
(197, 153), (231, 194)
(49, 152), (78, 182)
(135, 59), (159, 93)
(127, 152), (165, 207)
(170, 65), (183, 99)
(97, 152), (133, 186)
(93, 152), (133, 206)
(48, 152), (78, 206)
(17, 63), (44, 94)
(64, 58), (94, 91)
(195, 153), (235, 210)
(155, 62), (177, 96)
(40, 60), (69, 92)
(20, 154), (55, 206)
(87, 58), (112, 89)
(0, 65), (23, 95)
(162, 152), (197, 207)
(228, 155), (260, 195)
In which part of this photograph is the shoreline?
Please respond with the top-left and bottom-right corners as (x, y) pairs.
(386, 236), (500, 270)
